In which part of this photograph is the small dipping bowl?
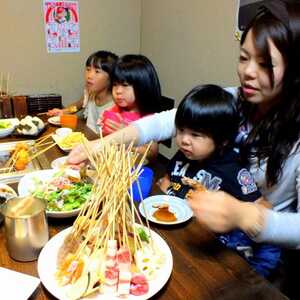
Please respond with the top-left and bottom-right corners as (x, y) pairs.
(55, 127), (72, 138)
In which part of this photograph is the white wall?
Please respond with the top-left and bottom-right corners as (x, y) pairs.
(140, 0), (240, 157)
(0, 0), (141, 104)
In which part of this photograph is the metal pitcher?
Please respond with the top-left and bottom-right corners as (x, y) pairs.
(1, 195), (49, 261)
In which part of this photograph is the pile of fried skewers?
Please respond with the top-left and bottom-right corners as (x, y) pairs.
(0, 134), (57, 173)
(55, 139), (165, 299)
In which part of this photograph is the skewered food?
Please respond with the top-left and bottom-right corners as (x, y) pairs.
(55, 139), (166, 299)
(0, 135), (57, 174)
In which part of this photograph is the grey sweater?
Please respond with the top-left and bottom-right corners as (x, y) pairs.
(133, 106), (300, 248)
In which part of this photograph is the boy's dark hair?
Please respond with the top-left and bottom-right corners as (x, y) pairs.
(175, 84), (239, 151)
(112, 54), (162, 115)
(85, 51), (118, 88)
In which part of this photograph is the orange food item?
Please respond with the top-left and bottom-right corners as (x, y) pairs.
(13, 147), (30, 171)
(14, 159), (28, 171)
(152, 204), (177, 222)
(56, 254), (85, 285)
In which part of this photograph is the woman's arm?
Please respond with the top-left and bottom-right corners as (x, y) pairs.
(254, 210), (300, 249)
(134, 108), (176, 144)
(187, 189), (300, 249)
(68, 109), (177, 164)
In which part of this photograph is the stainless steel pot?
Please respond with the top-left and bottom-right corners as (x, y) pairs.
(1, 195), (49, 261)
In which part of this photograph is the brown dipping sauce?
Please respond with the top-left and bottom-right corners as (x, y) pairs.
(152, 204), (177, 222)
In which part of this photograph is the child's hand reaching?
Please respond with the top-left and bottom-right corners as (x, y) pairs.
(157, 175), (171, 193)
(100, 112), (126, 135)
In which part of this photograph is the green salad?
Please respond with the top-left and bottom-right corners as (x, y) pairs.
(0, 120), (11, 129)
(32, 172), (92, 212)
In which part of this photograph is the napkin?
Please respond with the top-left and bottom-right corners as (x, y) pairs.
(0, 267), (40, 299)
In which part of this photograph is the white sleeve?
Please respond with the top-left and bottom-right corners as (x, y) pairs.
(133, 109), (177, 145)
(254, 161), (300, 248)
(254, 210), (300, 249)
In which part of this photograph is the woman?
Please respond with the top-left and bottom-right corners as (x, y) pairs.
(68, 1), (300, 247)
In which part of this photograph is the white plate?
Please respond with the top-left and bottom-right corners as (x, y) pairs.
(48, 116), (61, 126)
(18, 169), (81, 218)
(0, 267), (40, 300)
(52, 134), (72, 152)
(0, 183), (18, 223)
(0, 118), (19, 138)
(0, 183), (17, 199)
(139, 195), (193, 225)
(38, 227), (173, 300)
(0, 140), (42, 184)
(51, 156), (68, 169)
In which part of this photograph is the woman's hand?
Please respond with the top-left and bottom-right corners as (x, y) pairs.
(67, 139), (99, 165)
(186, 189), (260, 233)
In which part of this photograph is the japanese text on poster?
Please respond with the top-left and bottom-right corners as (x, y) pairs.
(43, 0), (80, 53)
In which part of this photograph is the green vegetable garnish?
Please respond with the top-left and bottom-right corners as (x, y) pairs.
(138, 228), (149, 243)
(32, 181), (92, 212)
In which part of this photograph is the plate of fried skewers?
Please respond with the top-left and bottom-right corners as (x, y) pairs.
(37, 140), (173, 300)
(0, 135), (58, 183)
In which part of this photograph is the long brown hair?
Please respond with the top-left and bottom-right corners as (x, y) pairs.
(239, 1), (300, 186)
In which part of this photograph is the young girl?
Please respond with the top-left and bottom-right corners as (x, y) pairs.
(97, 54), (162, 159)
(158, 84), (279, 277)
(48, 50), (118, 134)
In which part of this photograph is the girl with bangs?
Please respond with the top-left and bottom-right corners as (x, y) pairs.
(97, 54), (162, 160)
(48, 50), (118, 133)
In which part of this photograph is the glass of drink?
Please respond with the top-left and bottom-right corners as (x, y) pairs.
(60, 114), (78, 129)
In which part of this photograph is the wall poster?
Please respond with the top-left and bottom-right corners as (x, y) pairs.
(43, 0), (80, 53)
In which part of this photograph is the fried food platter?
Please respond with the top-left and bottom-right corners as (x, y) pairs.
(0, 140), (45, 184)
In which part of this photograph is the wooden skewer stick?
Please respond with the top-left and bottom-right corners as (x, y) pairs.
(30, 142), (57, 161)
(36, 112), (49, 116)
(6, 73), (9, 96)
(35, 133), (53, 144)
(0, 72), (3, 96)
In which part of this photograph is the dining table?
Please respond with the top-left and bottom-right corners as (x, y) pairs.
(0, 118), (288, 300)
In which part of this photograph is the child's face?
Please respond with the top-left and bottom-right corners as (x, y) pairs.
(175, 128), (215, 161)
(85, 66), (110, 94)
(112, 82), (137, 111)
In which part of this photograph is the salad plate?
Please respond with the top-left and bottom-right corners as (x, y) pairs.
(139, 195), (193, 225)
(18, 169), (92, 218)
(38, 226), (173, 300)
(0, 118), (19, 138)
